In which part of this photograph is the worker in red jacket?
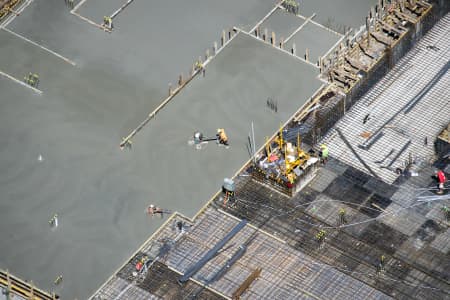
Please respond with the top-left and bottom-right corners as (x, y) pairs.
(436, 169), (446, 194)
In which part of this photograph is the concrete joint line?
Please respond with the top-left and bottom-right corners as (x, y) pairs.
(70, 11), (111, 33)
(249, 0), (284, 33)
(241, 30), (319, 69)
(0, 70), (42, 95)
(284, 13), (316, 43)
(1, 27), (76, 66)
(71, 0), (90, 14)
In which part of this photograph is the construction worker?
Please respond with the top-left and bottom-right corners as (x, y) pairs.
(315, 229), (326, 249)
(195, 61), (203, 71)
(32, 73), (39, 88)
(147, 205), (163, 216)
(103, 16), (113, 30)
(339, 208), (347, 225)
(319, 144), (329, 164)
(216, 128), (229, 146)
(436, 169), (446, 194)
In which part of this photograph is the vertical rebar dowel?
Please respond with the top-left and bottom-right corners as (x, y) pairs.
(263, 28), (268, 41)
(168, 83), (172, 96)
(280, 37), (284, 49)
(228, 30), (231, 39)
(447, 123), (450, 141)
(205, 49), (210, 60)
(271, 32), (276, 46)
(305, 48), (309, 62)
(213, 41), (218, 55)
(178, 74), (183, 86)
(366, 16), (371, 47)
(292, 43), (296, 56)
(221, 30), (225, 46)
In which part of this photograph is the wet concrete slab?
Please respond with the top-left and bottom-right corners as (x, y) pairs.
(285, 21), (342, 64)
(0, 1), (371, 298)
(0, 30), (320, 300)
(7, 0), (276, 123)
(300, 0), (377, 32)
(133, 32), (321, 215)
(0, 29), (70, 85)
(258, 8), (305, 41)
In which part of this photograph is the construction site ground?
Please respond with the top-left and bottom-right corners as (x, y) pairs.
(0, 0), (378, 299)
(93, 11), (450, 300)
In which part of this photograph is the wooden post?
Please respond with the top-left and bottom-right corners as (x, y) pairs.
(366, 16), (371, 47)
(292, 43), (296, 56)
(279, 37), (284, 49)
(213, 41), (218, 55)
(305, 48), (309, 61)
(271, 32), (276, 46)
(221, 30), (226, 46)
(447, 123), (450, 141)
(263, 28), (268, 41)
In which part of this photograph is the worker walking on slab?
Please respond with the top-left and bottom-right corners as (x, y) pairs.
(436, 169), (446, 194)
(216, 128), (229, 146)
(103, 16), (113, 30)
(319, 144), (328, 164)
(147, 204), (163, 216)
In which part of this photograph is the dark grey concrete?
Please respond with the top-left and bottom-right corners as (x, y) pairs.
(286, 21), (341, 64)
(300, 0), (377, 32)
(259, 8), (305, 41)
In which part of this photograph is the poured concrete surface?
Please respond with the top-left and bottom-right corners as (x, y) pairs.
(258, 8), (305, 40)
(0, 0), (372, 299)
(7, 0), (276, 126)
(0, 16), (319, 300)
(286, 21), (341, 64)
(300, 0), (377, 32)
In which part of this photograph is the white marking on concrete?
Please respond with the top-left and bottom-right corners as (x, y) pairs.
(284, 13), (316, 43)
(1, 27), (76, 66)
(0, 70), (42, 94)
(109, 0), (135, 19)
(70, 11), (112, 33)
(241, 30), (319, 69)
(291, 9), (344, 37)
(249, 0), (284, 33)
(71, 0), (90, 13)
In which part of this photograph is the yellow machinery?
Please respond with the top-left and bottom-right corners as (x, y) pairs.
(264, 125), (311, 184)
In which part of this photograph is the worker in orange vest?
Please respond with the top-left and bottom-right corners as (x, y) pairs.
(216, 128), (229, 146)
